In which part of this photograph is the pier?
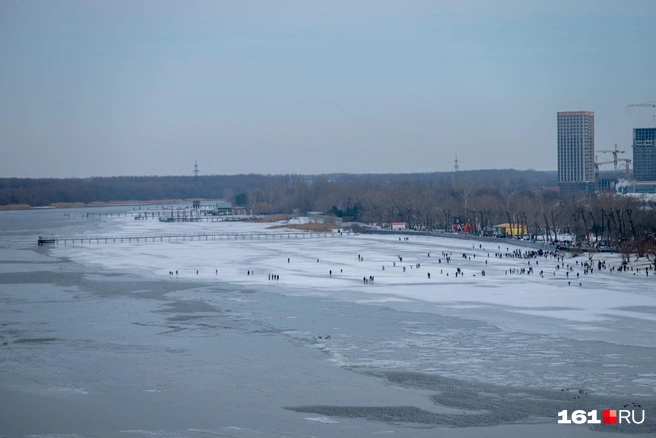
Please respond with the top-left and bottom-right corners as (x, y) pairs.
(38, 231), (351, 246)
(66, 211), (259, 221)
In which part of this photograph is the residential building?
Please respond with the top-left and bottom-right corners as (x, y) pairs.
(557, 111), (595, 194)
(633, 128), (656, 181)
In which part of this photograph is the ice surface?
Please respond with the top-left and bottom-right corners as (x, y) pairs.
(303, 416), (340, 423)
(45, 216), (656, 399)
(52, 217), (656, 337)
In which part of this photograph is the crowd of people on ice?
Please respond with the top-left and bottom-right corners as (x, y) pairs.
(166, 237), (654, 286)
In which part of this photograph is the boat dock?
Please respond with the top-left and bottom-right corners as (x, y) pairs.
(38, 231), (351, 245)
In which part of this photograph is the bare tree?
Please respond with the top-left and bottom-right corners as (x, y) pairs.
(453, 180), (478, 211)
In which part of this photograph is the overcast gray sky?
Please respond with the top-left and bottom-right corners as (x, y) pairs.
(1, 0), (655, 178)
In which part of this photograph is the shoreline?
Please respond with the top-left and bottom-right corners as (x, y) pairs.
(360, 228), (620, 255)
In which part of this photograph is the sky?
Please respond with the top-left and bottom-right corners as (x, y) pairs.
(1, 0), (655, 178)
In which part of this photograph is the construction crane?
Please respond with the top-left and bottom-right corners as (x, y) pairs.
(597, 144), (626, 179)
(628, 101), (656, 108)
(628, 101), (656, 126)
(617, 158), (632, 180)
(594, 158), (615, 182)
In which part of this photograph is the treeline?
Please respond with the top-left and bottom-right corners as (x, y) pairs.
(3, 171), (655, 255)
(0, 174), (272, 206)
(0, 170), (555, 207)
(251, 174), (656, 255)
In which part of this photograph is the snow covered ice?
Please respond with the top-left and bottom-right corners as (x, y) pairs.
(51, 216), (656, 395)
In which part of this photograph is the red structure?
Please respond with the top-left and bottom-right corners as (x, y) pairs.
(452, 222), (476, 233)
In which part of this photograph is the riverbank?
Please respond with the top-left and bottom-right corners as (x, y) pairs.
(267, 222), (337, 232)
(0, 203), (31, 210)
(359, 228), (620, 254)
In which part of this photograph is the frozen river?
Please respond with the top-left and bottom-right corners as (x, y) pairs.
(1, 207), (655, 437)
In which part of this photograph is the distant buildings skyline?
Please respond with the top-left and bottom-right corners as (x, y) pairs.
(557, 111), (595, 194)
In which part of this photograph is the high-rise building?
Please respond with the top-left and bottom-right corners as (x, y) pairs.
(557, 111), (595, 193)
(633, 128), (656, 181)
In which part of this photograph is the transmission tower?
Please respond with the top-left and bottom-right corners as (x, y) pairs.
(454, 155), (459, 172)
(193, 160), (199, 177)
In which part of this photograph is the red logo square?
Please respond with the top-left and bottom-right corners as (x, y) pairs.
(603, 410), (617, 424)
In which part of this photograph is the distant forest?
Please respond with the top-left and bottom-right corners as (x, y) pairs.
(3, 170), (656, 257)
(0, 169), (556, 208)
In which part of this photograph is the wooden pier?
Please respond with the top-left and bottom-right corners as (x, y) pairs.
(40, 231), (351, 246)
(66, 211), (258, 221)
